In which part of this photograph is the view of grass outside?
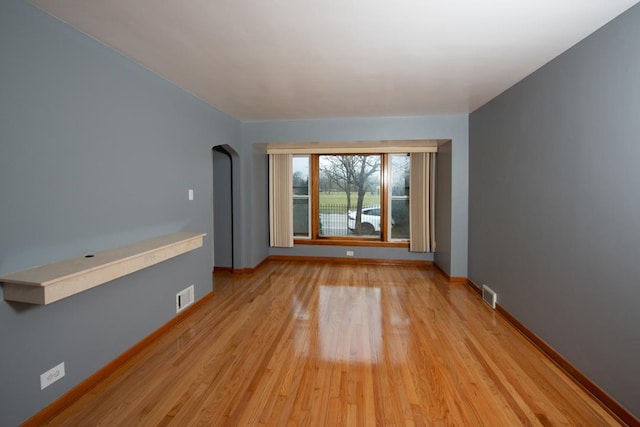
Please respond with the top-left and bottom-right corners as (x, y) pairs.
(292, 154), (410, 239)
(318, 192), (379, 212)
(319, 154), (381, 236)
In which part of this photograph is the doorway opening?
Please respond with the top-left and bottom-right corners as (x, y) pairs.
(212, 145), (235, 271)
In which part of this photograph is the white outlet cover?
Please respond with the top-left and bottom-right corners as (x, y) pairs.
(41, 362), (65, 390)
(188, 189), (194, 200)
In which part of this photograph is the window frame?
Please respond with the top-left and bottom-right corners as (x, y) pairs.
(292, 153), (410, 248)
(388, 153), (411, 242)
(292, 154), (311, 239)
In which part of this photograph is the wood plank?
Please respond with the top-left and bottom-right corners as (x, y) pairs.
(268, 255), (431, 267)
(31, 260), (629, 425)
(21, 291), (215, 427)
(1, 232), (205, 304)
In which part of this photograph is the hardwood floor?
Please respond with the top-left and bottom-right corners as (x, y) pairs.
(44, 260), (620, 426)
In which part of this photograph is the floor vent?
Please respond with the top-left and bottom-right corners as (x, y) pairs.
(482, 285), (497, 309)
(176, 285), (195, 313)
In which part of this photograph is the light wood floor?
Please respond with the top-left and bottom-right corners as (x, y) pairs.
(45, 260), (620, 426)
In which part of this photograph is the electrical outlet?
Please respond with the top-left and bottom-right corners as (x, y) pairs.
(188, 189), (194, 200)
(346, 251), (354, 256)
(40, 362), (65, 390)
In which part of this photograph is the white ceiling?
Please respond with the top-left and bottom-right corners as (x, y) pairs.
(31, 0), (639, 121)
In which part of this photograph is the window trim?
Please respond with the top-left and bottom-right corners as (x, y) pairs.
(295, 153), (402, 246)
(270, 140), (438, 250)
(388, 153), (411, 242)
(292, 154), (311, 239)
(293, 238), (409, 248)
(267, 140), (440, 154)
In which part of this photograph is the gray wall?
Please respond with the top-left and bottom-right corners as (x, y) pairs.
(469, 4), (640, 417)
(0, 1), (239, 424)
(242, 116), (469, 276)
(434, 141), (452, 274)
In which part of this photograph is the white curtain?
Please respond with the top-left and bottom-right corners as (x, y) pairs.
(269, 154), (294, 247)
(409, 152), (436, 252)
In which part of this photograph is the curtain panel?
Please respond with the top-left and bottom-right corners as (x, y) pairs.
(409, 152), (436, 252)
(269, 154), (294, 247)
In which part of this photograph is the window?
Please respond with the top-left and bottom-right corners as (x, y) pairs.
(292, 155), (310, 238)
(389, 154), (410, 240)
(320, 154), (382, 238)
(290, 153), (409, 244)
(269, 140), (437, 252)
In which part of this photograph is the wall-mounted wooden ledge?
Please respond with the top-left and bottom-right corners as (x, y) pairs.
(0, 232), (205, 305)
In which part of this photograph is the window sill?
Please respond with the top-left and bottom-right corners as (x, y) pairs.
(294, 238), (409, 248)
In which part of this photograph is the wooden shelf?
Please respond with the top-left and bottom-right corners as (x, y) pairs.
(0, 232), (206, 305)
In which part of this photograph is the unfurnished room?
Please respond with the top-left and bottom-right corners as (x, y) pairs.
(1, 0), (639, 425)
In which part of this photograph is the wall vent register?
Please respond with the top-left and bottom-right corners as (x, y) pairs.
(482, 285), (497, 309)
(176, 285), (195, 313)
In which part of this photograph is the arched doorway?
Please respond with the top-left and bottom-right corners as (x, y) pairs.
(212, 145), (234, 270)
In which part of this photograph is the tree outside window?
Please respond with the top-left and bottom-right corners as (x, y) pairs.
(319, 155), (381, 237)
(290, 153), (410, 242)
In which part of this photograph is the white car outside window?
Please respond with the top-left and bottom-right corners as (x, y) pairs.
(347, 206), (382, 234)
